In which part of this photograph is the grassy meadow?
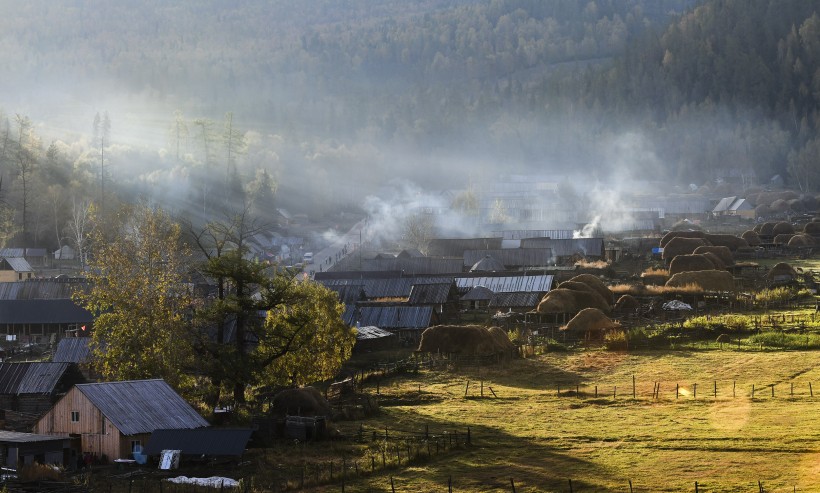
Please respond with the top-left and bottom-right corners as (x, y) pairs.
(297, 351), (820, 492)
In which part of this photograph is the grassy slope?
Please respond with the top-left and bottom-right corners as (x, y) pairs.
(325, 351), (820, 492)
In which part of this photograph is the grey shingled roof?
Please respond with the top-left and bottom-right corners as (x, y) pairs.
(360, 257), (463, 275)
(488, 292), (542, 309)
(355, 326), (395, 340)
(0, 362), (72, 395)
(408, 283), (454, 305)
(144, 428), (253, 457)
(2, 257), (32, 272)
(345, 306), (433, 330)
(0, 279), (89, 300)
(0, 431), (71, 444)
(75, 379), (209, 436)
(460, 286), (494, 301)
(455, 274), (553, 294)
(463, 249), (553, 268)
(53, 337), (92, 363)
(519, 238), (604, 257)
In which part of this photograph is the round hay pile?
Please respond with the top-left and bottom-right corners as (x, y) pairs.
(788, 234), (815, 247)
(662, 237), (710, 261)
(804, 221), (820, 237)
(693, 245), (734, 265)
(787, 199), (804, 212)
(773, 233), (795, 245)
(561, 308), (619, 333)
(665, 270), (736, 292)
(669, 220), (704, 232)
(567, 274), (615, 305)
(754, 204), (772, 218)
(660, 231), (706, 248)
(741, 230), (762, 246)
(668, 254), (719, 276)
(271, 387), (332, 417)
(770, 199), (789, 212)
(757, 190), (799, 206)
(772, 222), (795, 236)
(759, 222), (777, 236)
(418, 325), (514, 356)
(800, 195), (818, 211)
(537, 288), (612, 315)
(614, 294), (641, 314)
(766, 262), (797, 281)
(703, 234), (748, 251)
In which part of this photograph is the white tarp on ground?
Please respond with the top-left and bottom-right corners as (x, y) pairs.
(166, 476), (240, 488)
(662, 300), (692, 311)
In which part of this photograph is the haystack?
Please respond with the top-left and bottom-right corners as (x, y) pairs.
(665, 270), (736, 292)
(693, 245), (733, 265)
(668, 254), (719, 276)
(773, 233), (795, 245)
(804, 221), (820, 237)
(787, 199), (804, 212)
(740, 230), (762, 246)
(561, 308), (619, 333)
(759, 222), (777, 237)
(567, 274), (615, 305)
(614, 294), (641, 314)
(703, 234), (748, 251)
(772, 222), (795, 236)
(537, 288), (612, 315)
(754, 204), (772, 218)
(788, 234), (815, 247)
(770, 199), (789, 213)
(271, 387), (333, 417)
(766, 262), (797, 282)
(417, 325), (515, 356)
(700, 252), (727, 270)
(660, 231), (706, 248)
(800, 195), (818, 211)
(662, 237), (710, 261)
(669, 220), (704, 232)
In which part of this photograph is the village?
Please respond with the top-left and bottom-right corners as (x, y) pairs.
(0, 174), (817, 492)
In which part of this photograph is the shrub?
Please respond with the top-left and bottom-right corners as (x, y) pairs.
(683, 315), (752, 332)
(747, 332), (820, 349)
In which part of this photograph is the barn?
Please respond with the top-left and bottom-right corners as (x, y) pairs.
(34, 379), (209, 462)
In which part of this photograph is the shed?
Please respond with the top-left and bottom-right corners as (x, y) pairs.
(34, 379), (209, 462)
(353, 325), (397, 353)
(0, 430), (72, 469)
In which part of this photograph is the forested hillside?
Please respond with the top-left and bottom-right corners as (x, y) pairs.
(2, 0), (820, 252)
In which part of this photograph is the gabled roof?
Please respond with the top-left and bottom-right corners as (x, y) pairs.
(53, 337), (92, 364)
(1, 257), (33, 272)
(455, 275), (553, 294)
(325, 284), (366, 304)
(712, 196), (737, 212)
(0, 248), (24, 258)
(463, 249), (553, 268)
(144, 428), (253, 457)
(469, 255), (506, 272)
(0, 431), (71, 444)
(362, 277), (452, 300)
(0, 362), (76, 395)
(0, 299), (93, 324)
(75, 379), (209, 435)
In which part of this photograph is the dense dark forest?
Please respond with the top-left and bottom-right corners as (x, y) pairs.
(0, 0), (818, 251)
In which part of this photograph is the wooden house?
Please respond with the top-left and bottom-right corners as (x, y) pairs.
(0, 362), (86, 431)
(34, 379), (209, 462)
(0, 258), (33, 282)
(0, 279), (93, 344)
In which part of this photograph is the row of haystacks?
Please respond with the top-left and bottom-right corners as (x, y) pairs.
(417, 324), (515, 357)
(741, 230), (762, 246)
(755, 221), (795, 237)
(694, 245), (734, 265)
(537, 274), (614, 315)
(660, 231), (749, 251)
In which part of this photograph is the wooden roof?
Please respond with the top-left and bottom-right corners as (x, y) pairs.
(0, 362), (80, 395)
(52, 337), (92, 364)
(75, 379), (209, 435)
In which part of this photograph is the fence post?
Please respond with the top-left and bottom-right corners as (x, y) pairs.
(811, 382), (814, 397)
(632, 374), (636, 399)
(510, 478), (516, 492)
(568, 478), (574, 493)
(629, 479), (633, 492)
(390, 476), (396, 493)
(714, 380), (717, 398)
(676, 383), (679, 399)
(693, 383), (697, 399)
(752, 384), (756, 399)
(733, 380), (736, 398)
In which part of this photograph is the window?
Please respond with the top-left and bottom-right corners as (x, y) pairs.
(131, 440), (142, 454)
(71, 411), (80, 422)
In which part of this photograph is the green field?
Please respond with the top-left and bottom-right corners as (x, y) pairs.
(305, 351), (820, 492)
